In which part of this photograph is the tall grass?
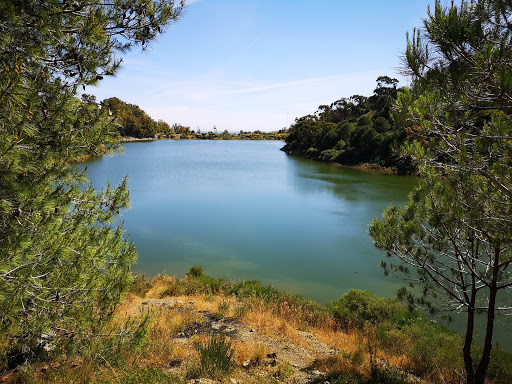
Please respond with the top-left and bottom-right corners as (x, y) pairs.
(188, 333), (235, 379)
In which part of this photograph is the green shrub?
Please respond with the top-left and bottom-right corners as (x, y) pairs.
(128, 273), (155, 296)
(229, 280), (281, 301)
(478, 344), (512, 384)
(190, 333), (235, 379)
(320, 149), (341, 161)
(115, 368), (183, 384)
(160, 270), (228, 297)
(403, 318), (464, 376)
(329, 289), (415, 329)
(216, 300), (230, 320)
(187, 265), (204, 278)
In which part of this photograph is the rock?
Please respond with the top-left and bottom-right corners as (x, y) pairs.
(242, 359), (251, 368)
(230, 378), (237, 384)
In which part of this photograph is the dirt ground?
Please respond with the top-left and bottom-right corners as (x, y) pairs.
(141, 297), (339, 384)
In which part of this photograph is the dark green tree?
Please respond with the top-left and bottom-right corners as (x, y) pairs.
(102, 97), (160, 138)
(282, 76), (412, 171)
(370, 1), (512, 383)
(0, 0), (183, 366)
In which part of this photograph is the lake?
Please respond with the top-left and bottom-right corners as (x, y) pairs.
(77, 140), (417, 303)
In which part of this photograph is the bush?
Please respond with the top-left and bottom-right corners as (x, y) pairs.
(402, 318), (464, 378)
(229, 280), (281, 301)
(477, 344), (512, 384)
(190, 333), (234, 379)
(187, 265), (204, 277)
(114, 368), (183, 384)
(216, 300), (230, 320)
(128, 273), (155, 296)
(329, 289), (415, 329)
(320, 149), (342, 161)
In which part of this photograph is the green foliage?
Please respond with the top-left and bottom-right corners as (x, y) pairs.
(329, 289), (417, 329)
(215, 300), (230, 320)
(486, 346), (512, 384)
(128, 273), (156, 297)
(190, 333), (235, 379)
(0, 0), (183, 367)
(187, 265), (205, 278)
(160, 268), (228, 297)
(282, 77), (414, 173)
(370, 1), (512, 383)
(326, 365), (409, 384)
(402, 319), (464, 376)
(229, 280), (282, 301)
(102, 97), (161, 138)
(113, 368), (184, 384)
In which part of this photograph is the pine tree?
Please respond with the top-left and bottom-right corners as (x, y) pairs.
(0, 0), (183, 367)
(370, 1), (512, 383)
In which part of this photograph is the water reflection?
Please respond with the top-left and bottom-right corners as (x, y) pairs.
(78, 140), (416, 303)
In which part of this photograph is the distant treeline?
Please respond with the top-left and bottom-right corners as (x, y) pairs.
(282, 76), (415, 174)
(100, 97), (287, 140)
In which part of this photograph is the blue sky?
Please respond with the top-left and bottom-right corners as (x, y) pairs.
(87, 0), (438, 132)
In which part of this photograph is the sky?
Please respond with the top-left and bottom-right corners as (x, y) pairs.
(87, 0), (438, 133)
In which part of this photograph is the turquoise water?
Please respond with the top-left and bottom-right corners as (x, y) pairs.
(77, 140), (417, 303)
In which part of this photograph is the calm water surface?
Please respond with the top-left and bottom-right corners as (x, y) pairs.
(78, 140), (417, 303)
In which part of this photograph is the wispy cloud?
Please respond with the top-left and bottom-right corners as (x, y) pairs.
(134, 69), (388, 132)
(247, 35), (262, 48)
(144, 71), (383, 100)
(220, 75), (348, 96)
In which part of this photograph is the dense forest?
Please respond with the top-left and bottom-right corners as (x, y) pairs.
(282, 76), (415, 173)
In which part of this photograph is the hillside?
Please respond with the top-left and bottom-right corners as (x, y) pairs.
(5, 268), (511, 384)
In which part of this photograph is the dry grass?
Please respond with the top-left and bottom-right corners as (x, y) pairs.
(232, 340), (269, 366)
(145, 274), (176, 298)
(3, 274), (495, 384)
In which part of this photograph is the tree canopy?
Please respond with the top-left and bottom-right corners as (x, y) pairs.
(0, 0), (183, 368)
(102, 97), (162, 138)
(369, 1), (512, 383)
(282, 76), (415, 173)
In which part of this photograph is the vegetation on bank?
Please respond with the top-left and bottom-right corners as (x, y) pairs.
(3, 267), (511, 383)
(4, 1), (512, 384)
(101, 96), (288, 141)
(369, 2), (512, 384)
(0, 0), (181, 379)
(281, 76), (416, 174)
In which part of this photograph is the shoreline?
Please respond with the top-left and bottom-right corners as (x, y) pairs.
(281, 149), (405, 175)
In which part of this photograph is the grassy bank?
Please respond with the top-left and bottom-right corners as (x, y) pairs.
(2, 267), (511, 383)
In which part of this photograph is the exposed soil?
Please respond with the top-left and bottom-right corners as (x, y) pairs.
(141, 298), (336, 383)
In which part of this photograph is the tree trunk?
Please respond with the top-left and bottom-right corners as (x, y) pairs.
(463, 287), (477, 384)
(474, 246), (500, 384)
